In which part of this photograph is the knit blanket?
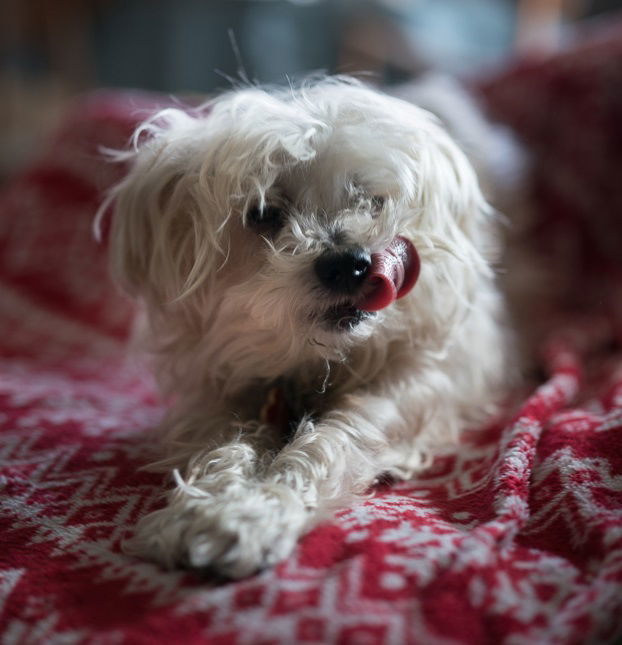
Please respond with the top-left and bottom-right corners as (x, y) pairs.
(1, 34), (622, 644)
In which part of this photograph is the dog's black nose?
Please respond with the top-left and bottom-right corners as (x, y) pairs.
(314, 248), (371, 295)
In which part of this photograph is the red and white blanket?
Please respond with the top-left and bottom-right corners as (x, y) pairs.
(1, 34), (622, 645)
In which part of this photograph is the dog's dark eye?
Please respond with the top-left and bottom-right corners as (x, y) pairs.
(245, 204), (285, 233)
(371, 195), (385, 211)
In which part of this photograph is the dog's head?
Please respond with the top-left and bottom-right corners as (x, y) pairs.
(108, 78), (495, 394)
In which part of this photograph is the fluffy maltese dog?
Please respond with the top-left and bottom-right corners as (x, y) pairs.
(105, 76), (511, 578)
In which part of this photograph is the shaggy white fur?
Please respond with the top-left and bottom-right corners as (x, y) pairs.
(103, 76), (512, 578)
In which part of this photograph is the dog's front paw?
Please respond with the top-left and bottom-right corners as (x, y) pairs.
(125, 482), (311, 578)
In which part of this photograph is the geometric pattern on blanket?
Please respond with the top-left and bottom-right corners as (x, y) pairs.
(1, 332), (621, 643)
(2, 33), (622, 645)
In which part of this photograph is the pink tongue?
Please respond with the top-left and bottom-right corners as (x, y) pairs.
(357, 236), (420, 312)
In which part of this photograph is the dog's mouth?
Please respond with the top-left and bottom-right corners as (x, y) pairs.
(322, 303), (374, 331)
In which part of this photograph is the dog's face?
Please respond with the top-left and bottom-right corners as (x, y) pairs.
(110, 79), (493, 392)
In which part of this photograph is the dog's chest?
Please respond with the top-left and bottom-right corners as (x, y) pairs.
(230, 370), (338, 439)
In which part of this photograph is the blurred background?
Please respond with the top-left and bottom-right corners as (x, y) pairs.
(2, 0), (621, 180)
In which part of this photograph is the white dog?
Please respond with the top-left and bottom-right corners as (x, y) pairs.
(105, 77), (511, 578)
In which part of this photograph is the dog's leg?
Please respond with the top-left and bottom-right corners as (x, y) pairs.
(172, 394), (403, 577)
(265, 393), (403, 512)
(127, 394), (406, 578)
(124, 412), (287, 577)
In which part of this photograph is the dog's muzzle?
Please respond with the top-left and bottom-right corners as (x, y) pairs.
(314, 236), (420, 313)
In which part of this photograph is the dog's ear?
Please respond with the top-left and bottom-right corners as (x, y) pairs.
(415, 118), (495, 256)
(384, 101), (501, 345)
(110, 159), (186, 304)
(108, 115), (225, 307)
